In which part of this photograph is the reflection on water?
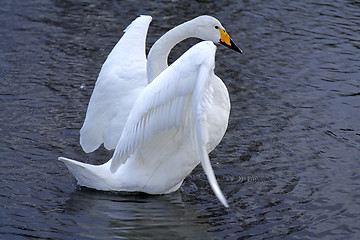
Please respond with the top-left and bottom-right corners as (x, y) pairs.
(63, 190), (215, 240)
(1, 0), (360, 239)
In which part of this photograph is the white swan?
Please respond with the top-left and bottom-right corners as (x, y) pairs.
(59, 15), (242, 207)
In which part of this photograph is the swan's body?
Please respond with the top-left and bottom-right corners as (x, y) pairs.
(59, 15), (241, 207)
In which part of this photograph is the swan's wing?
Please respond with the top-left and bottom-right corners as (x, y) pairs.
(80, 15), (152, 153)
(111, 41), (228, 207)
(192, 54), (229, 208)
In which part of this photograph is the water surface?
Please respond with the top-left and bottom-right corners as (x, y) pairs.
(1, 0), (360, 239)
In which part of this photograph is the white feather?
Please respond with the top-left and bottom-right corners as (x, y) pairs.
(111, 41), (216, 170)
(80, 15), (152, 153)
(60, 15), (236, 207)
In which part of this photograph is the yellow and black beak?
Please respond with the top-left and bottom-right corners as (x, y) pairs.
(217, 27), (242, 54)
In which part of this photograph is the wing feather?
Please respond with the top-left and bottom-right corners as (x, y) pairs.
(80, 15), (152, 153)
(110, 40), (228, 207)
(111, 41), (217, 171)
(193, 58), (229, 207)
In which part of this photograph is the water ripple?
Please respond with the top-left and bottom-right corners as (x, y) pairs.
(1, 0), (360, 239)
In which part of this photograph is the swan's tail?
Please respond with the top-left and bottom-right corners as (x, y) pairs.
(58, 157), (108, 190)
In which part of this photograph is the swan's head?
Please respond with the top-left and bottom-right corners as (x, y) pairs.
(190, 15), (242, 54)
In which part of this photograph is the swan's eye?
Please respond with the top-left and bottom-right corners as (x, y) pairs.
(215, 26), (219, 29)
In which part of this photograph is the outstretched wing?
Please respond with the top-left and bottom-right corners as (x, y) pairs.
(111, 41), (228, 207)
(80, 15), (152, 153)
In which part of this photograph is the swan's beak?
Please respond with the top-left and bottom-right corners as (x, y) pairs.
(218, 28), (243, 54)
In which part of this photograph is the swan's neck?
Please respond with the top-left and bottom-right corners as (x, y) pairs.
(147, 21), (194, 83)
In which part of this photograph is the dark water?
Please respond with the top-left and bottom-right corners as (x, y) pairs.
(1, 0), (360, 239)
